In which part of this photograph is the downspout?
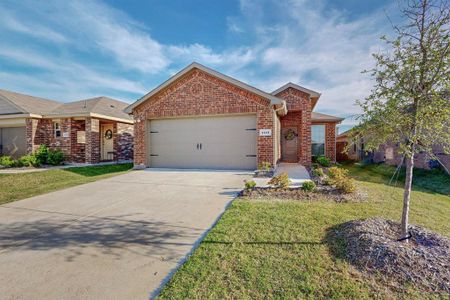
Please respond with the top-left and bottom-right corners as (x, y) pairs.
(274, 100), (287, 115)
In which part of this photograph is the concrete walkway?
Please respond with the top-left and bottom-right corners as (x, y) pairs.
(254, 163), (311, 187)
(0, 169), (251, 299)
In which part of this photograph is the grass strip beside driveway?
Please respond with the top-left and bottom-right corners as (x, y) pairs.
(157, 165), (450, 299)
(0, 163), (133, 205)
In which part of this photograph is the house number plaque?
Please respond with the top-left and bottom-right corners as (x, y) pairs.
(259, 129), (272, 137)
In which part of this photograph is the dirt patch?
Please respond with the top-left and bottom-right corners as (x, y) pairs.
(240, 186), (367, 202)
(328, 218), (450, 295)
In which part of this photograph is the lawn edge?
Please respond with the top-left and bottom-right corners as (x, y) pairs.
(150, 194), (238, 299)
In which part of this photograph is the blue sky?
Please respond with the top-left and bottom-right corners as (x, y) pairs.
(0, 0), (397, 129)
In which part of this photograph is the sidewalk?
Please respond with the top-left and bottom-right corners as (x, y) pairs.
(253, 163), (311, 188)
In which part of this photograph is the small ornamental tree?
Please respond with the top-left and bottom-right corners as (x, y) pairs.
(353, 0), (450, 240)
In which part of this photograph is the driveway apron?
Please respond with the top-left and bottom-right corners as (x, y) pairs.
(0, 169), (250, 299)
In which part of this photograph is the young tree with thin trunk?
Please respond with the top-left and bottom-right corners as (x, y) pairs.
(354, 0), (450, 240)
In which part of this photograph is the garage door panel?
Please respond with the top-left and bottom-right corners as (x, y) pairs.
(0, 127), (26, 158)
(149, 115), (257, 170)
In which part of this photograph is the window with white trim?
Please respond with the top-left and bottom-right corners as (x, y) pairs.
(311, 125), (325, 156)
(53, 121), (61, 138)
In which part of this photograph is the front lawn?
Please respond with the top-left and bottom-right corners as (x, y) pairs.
(0, 163), (133, 205)
(158, 164), (450, 299)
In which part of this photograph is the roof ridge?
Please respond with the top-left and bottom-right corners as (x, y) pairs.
(0, 92), (27, 114)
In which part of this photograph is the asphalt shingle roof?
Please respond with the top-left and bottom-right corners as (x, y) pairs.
(0, 89), (132, 122)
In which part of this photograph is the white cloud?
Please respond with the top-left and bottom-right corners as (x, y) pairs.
(229, 0), (394, 118)
(0, 9), (69, 43)
(0, 0), (395, 116)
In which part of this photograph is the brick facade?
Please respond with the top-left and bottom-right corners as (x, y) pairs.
(275, 87), (312, 165)
(132, 68), (276, 167)
(312, 122), (337, 162)
(25, 117), (133, 164)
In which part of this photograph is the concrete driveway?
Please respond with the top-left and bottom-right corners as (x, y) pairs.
(0, 169), (251, 300)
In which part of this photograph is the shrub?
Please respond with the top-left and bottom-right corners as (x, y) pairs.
(46, 149), (65, 165)
(327, 167), (356, 194)
(312, 167), (324, 178)
(258, 161), (272, 172)
(302, 181), (316, 192)
(268, 172), (291, 188)
(335, 177), (357, 194)
(328, 166), (349, 179)
(18, 154), (40, 167)
(316, 156), (331, 167)
(0, 155), (16, 168)
(244, 180), (257, 190)
(35, 144), (49, 165)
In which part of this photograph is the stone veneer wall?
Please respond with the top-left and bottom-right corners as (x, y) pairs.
(275, 87), (312, 166)
(131, 68), (276, 167)
(114, 123), (134, 161)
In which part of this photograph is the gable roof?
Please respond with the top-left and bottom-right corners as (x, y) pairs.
(271, 82), (321, 110)
(0, 89), (61, 116)
(0, 89), (132, 123)
(271, 82), (321, 98)
(125, 62), (286, 114)
(311, 112), (344, 123)
(45, 97), (132, 122)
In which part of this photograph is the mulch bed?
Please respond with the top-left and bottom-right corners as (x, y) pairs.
(240, 186), (367, 202)
(331, 218), (450, 295)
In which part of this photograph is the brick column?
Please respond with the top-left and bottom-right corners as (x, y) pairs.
(85, 117), (100, 164)
(325, 123), (337, 162)
(300, 109), (312, 166)
(26, 118), (39, 154)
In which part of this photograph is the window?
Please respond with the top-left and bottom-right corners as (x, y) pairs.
(311, 125), (325, 156)
(53, 121), (61, 138)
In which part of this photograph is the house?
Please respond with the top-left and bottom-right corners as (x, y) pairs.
(336, 129), (450, 172)
(336, 129), (368, 162)
(0, 89), (134, 163)
(125, 62), (343, 170)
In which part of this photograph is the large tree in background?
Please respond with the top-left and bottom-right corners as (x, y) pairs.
(354, 0), (449, 240)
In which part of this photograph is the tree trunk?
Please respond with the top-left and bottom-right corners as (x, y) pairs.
(401, 153), (415, 241)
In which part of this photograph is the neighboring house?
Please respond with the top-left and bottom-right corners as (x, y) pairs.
(0, 89), (134, 163)
(125, 62), (343, 170)
(336, 130), (450, 172)
(336, 129), (368, 162)
(373, 142), (450, 172)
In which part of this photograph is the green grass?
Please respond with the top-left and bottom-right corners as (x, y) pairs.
(0, 163), (133, 205)
(343, 162), (450, 195)
(158, 164), (450, 299)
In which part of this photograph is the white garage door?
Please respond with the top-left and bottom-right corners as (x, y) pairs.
(149, 115), (257, 170)
(0, 127), (26, 158)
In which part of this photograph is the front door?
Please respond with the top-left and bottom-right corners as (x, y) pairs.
(281, 127), (298, 162)
(101, 124), (114, 161)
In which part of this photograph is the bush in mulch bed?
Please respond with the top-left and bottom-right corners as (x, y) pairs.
(240, 186), (366, 202)
(327, 218), (450, 296)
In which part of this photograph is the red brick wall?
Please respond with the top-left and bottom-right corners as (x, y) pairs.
(26, 117), (132, 164)
(85, 118), (100, 164)
(132, 68), (276, 167)
(275, 87), (312, 165)
(70, 120), (86, 163)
